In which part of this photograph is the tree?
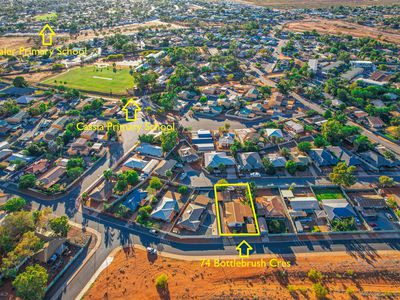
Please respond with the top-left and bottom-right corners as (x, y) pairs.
(150, 177), (162, 190)
(329, 162), (356, 187)
(383, 150), (396, 161)
(178, 185), (188, 194)
(217, 163), (226, 172)
(67, 166), (84, 180)
(262, 157), (276, 175)
(308, 269), (324, 282)
(160, 131), (178, 152)
(103, 169), (113, 181)
(297, 141), (311, 153)
(165, 169), (173, 179)
(125, 170), (139, 185)
(18, 174), (36, 189)
(49, 216), (70, 237)
(331, 217), (356, 231)
(353, 135), (372, 152)
(2, 197), (26, 213)
(378, 175), (394, 188)
(13, 76), (28, 88)
(322, 119), (343, 145)
(13, 264), (48, 300)
(312, 283), (328, 299)
(285, 160), (297, 175)
(314, 135), (329, 148)
(155, 273), (168, 290)
(280, 147), (290, 159)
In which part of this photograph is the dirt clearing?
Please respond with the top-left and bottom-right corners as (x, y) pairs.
(84, 248), (400, 300)
(231, 0), (400, 8)
(284, 19), (400, 45)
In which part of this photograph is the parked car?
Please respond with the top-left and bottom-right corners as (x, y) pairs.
(179, 172), (187, 180)
(146, 247), (157, 254)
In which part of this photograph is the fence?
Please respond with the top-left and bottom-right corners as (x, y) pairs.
(45, 237), (92, 294)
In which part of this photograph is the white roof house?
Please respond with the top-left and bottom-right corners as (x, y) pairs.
(265, 129), (283, 139)
(290, 197), (320, 211)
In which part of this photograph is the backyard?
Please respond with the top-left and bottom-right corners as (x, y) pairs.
(313, 188), (345, 201)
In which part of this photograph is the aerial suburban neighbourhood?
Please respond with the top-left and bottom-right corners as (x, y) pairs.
(0, 0), (400, 299)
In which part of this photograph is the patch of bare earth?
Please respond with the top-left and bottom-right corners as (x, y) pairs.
(228, 0), (400, 8)
(284, 19), (400, 45)
(84, 248), (400, 300)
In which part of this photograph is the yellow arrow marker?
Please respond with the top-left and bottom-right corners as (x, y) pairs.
(39, 24), (56, 46)
(122, 98), (141, 122)
(236, 240), (253, 258)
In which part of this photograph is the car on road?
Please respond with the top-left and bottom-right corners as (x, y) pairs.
(179, 172), (187, 180)
(385, 213), (393, 220)
(355, 217), (361, 226)
(250, 172), (261, 178)
(146, 247), (157, 255)
(150, 229), (158, 235)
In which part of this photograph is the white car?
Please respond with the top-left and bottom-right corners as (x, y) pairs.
(179, 173), (187, 180)
(146, 247), (157, 254)
(250, 172), (261, 178)
(385, 213), (393, 220)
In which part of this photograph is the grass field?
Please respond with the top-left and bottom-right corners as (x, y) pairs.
(35, 12), (57, 21)
(42, 66), (134, 94)
(314, 188), (345, 201)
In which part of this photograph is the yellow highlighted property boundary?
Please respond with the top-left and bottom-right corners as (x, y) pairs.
(214, 182), (260, 237)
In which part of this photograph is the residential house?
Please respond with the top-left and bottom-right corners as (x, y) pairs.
(204, 152), (236, 169)
(67, 138), (90, 156)
(366, 116), (385, 129)
(124, 157), (149, 170)
(89, 180), (113, 202)
(327, 146), (360, 167)
(176, 203), (205, 232)
(308, 148), (339, 168)
(354, 194), (387, 209)
(38, 166), (66, 189)
(44, 127), (60, 141)
(123, 189), (148, 212)
(150, 192), (180, 222)
(285, 120), (304, 134)
(136, 143), (163, 158)
(358, 150), (398, 170)
(267, 153), (287, 168)
(154, 159), (177, 177)
(178, 145), (199, 163)
(289, 197), (320, 212)
(5, 111), (28, 124)
(218, 133), (235, 148)
(191, 130), (215, 152)
(257, 196), (286, 219)
(52, 116), (70, 130)
(265, 128), (283, 140)
(25, 159), (49, 175)
(321, 199), (356, 221)
(244, 87), (259, 101)
(225, 200), (253, 230)
(237, 152), (263, 171)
